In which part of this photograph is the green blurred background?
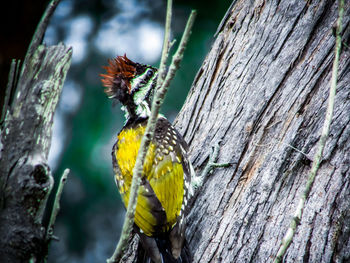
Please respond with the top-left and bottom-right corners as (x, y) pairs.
(1, 0), (231, 261)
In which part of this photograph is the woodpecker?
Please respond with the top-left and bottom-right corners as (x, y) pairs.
(101, 55), (197, 263)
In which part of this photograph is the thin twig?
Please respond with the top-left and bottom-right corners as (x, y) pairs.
(1, 59), (17, 124)
(201, 140), (231, 178)
(274, 1), (344, 262)
(46, 168), (69, 241)
(20, 0), (61, 79)
(155, 10), (196, 104)
(157, 0), (173, 87)
(106, 5), (196, 263)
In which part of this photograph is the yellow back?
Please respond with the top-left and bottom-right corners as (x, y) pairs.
(115, 123), (184, 236)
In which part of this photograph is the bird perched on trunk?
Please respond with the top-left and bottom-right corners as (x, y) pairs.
(100, 55), (199, 263)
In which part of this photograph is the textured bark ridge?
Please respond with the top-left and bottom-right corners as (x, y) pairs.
(173, 0), (350, 262)
(0, 43), (72, 262)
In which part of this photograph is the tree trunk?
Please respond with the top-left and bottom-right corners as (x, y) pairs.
(0, 1), (72, 260)
(0, 43), (72, 262)
(118, 0), (350, 262)
(174, 0), (350, 262)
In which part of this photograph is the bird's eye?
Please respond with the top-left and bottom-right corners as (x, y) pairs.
(146, 69), (153, 77)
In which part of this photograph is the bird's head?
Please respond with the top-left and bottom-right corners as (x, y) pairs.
(100, 54), (158, 120)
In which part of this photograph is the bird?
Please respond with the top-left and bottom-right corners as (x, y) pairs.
(100, 54), (198, 263)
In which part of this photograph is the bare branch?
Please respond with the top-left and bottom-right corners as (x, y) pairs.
(20, 0), (62, 79)
(46, 169), (70, 241)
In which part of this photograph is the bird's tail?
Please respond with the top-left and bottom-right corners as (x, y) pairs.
(136, 238), (191, 263)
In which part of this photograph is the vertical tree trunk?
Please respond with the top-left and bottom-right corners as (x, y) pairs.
(0, 43), (72, 262)
(0, 1), (72, 261)
(174, 0), (350, 262)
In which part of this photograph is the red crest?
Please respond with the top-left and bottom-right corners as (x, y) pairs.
(100, 54), (138, 97)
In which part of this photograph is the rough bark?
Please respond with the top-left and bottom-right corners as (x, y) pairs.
(174, 0), (350, 262)
(118, 0), (350, 262)
(0, 1), (72, 258)
(0, 43), (72, 262)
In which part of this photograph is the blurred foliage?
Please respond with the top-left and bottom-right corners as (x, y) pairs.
(3, 0), (231, 261)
